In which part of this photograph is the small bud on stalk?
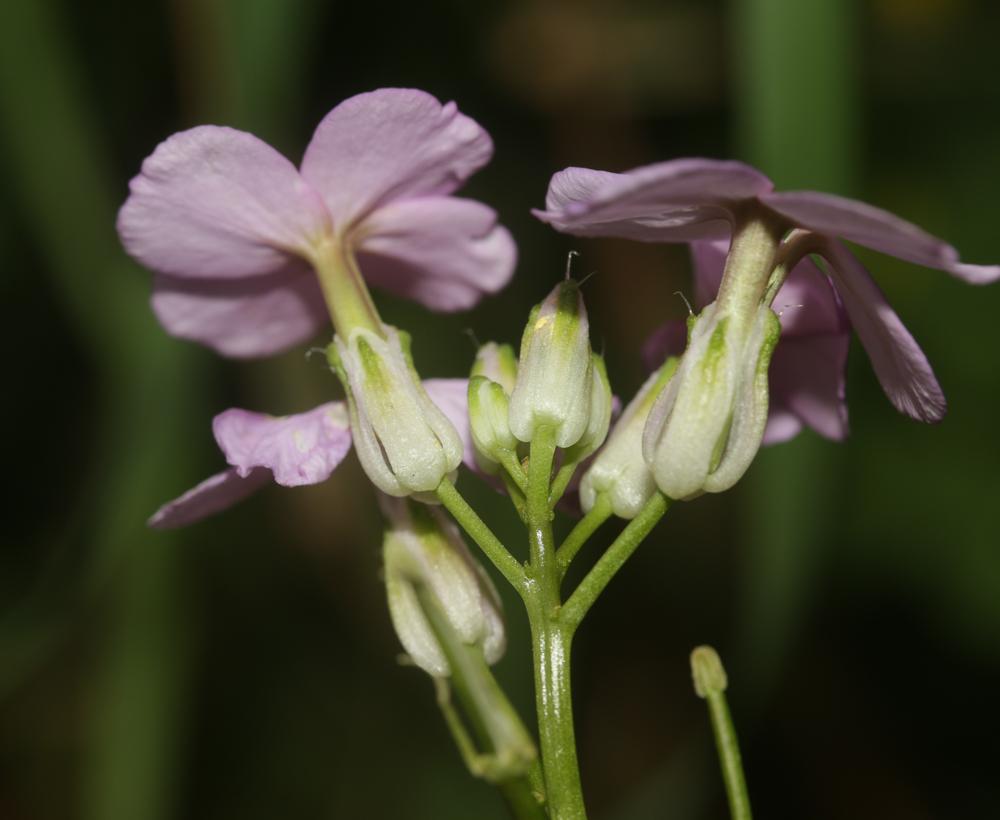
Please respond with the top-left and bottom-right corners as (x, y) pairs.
(381, 496), (506, 678)
(330, 326), (463, 497)
(468, 342), (520, 474)
(509, 280), (594, 448)
(580, 356), (679, 519)
(471, 342), (518, 393)
(468, 376), (518, 475)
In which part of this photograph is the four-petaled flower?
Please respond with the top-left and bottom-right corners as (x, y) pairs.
(118, 88), (516, 357)
(535, 158), (1000, 426)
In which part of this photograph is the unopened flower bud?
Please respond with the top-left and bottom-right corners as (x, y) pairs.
(580, 356), (679, 518)
(564, 354), (613, 461)
(690, 645), (728, 698)
(471, 342), (518, 394)
(508, 280), (593, 448)
(330, 326), (463, 496)
(642, 301), (780, 500)
(381, 496), (505, 677)
(468, 376), (518, 474)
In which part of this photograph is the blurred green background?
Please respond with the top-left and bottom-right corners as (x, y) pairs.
(2, 0), (999, 818)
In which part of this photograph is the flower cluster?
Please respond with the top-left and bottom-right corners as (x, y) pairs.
(120, 89), (998, 693)
(119, 86), (1000, 819)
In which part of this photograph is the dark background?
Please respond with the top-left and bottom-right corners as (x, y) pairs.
(2, 0), (999, 818)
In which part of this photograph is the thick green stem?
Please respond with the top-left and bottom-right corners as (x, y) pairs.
(562, 493), (670, 632)
(524, 428), (587, 819)
(556, 494), (612, 577)
(436, 479), (526, 595)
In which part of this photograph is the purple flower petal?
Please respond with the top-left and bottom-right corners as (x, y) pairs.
(762, 410), (803, 445)
(423, 378), (475, 470)
(213, 403), (353, 486)
(641, 320), (687, 371)
(760, 191), (1000, 285)
(300, 89), (493, 227)
(534, 159), (772, 241)
(118, 126), (328, 279)
(769, 334), (849, 440)
(817, 240), (946, 423)
(151, 264), (328, 358)
(356, 197), (515, 311)
(148, 468), (271, 529)
(689, 240), (727, 307)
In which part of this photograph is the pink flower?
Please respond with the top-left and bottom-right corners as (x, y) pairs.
(118, 89), (516, 358)
(535, 159), (1000, 426)
(643, 239), (850, 444)
(150, 380), (471, 528)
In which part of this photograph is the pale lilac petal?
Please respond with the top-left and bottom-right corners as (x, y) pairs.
(771, 256), (849, 337)
(148, 468), (270, 529)
(641, 320), (687, 371)
(762, 410), (803, 445)
(760, 191), (1000, 285)
(817, 240), (946, 423)
(300, 89), (493, 226)
(118, 126), (328, 279)
(769, 334), (849, 440)
(534, 159), (772, 241)
(213, 403), (353, 486)
(356, 198), (515, 310)
(689, 240), (728, 308)
(423, 378), (475, 470)
(151, 264), (328, 358)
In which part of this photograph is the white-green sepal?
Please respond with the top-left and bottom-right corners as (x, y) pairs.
(382, 497), (506, 677)
(508, 280), (594, 448)
(333, 326), (463, 496)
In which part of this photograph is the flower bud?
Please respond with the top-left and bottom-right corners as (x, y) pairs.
(330, 326), (463, 496)
(579, 356), (679, 518)
(508, 280), (593, 448)
(381, 496), (506, 677)
(564, 354), (613, 462)
(470, 342), (518, 394)
(468, 376), (517, 474)
(642, 302), (780, 500)
(690, 645), (728, 698)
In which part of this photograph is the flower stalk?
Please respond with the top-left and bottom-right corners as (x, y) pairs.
(691, 646), (753, 820)
(522, 426), (587, 820)
(310, 236), (385, 337)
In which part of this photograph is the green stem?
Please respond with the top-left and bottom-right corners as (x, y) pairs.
(548, 460), (579, 508)
(310, 237), (384, 337)
(499, 471), (528, 523)
(562, 493), (670, 632)
(416, 587), (545, 820)
(556, 494), (612, 577)
(498, 449), (529, 495)
(706, 691), (753, 820)
(436, 478), (526, 594)
(524, 427), (587, 820)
